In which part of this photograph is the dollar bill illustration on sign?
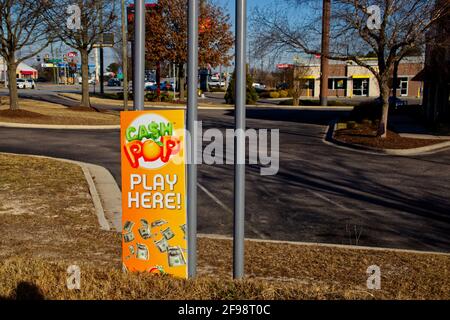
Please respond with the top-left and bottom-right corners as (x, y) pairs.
(121, 111), (187, 278)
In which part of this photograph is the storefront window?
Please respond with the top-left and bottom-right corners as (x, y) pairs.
(328, 78), (347, 90)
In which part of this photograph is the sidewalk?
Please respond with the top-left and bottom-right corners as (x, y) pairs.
(390, 114), (450, 140)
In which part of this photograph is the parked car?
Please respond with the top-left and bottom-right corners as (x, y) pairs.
(375, 96), (408, 109)
(252, 83), (266, 90)
(16, 79), (33, 89)
(209, 80), (226, 88)
(26, 79), (36, 89)
(144, 81), (156, 90)
(107, 78), (122, 87)
(146, 82), (173, 92)
(276, 83), (289, 90)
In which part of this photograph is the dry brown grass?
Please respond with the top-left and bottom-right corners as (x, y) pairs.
(0, 154), (449, 300)
(0, 98), (119, 125)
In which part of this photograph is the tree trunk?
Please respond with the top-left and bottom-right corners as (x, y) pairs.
(378, 83), (390, 138)
(178, 63), (186, 101)
(80, 49), (91, 108)
(7, 59), (19, 111)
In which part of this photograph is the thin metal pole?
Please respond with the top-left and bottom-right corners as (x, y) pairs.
(187, 0), (199, 279)
(99, 1), (105, 96)
(234, 0), (246, 280)
(134, 0), (145, 111)
(122, 0), (129, 111)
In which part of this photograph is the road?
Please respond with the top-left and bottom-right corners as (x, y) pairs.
(1, 106), (449, 252)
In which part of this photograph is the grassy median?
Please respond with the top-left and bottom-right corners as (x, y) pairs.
(0, 154), (449, 300)
(0, 97), (119, 125)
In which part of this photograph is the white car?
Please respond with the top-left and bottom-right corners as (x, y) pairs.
(26, 79), (36, 89)
(208, 80), (226, 88)
(16, 79), (33, 89)
(252, 83), (266, 90)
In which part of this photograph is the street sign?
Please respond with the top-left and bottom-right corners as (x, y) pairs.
(94, 33), (115, 48)
(121, 110), (188, 278)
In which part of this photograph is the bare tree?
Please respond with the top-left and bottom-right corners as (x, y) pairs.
(252, 0), (449, 137)
(45, 0), (117, 108)
(0, 0), (54, 110)
(292, 65), (313, 106)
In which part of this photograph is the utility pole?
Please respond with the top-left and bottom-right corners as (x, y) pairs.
(122, 0), (129, 111)
(320, 0), (331, 107)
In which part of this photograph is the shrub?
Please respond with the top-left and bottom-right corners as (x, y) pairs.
(269, 91), (280, 99)
(145, 92), (158, 102)
(278, 90), (289, 98)
(225, 68), (259, 105)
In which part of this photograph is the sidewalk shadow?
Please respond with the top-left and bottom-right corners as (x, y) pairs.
(0, 282), (45, 300)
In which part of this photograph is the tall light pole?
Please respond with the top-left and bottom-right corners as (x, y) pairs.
(134, 0), (145, 111)
(187, 0), (199, 279)
(234, 0), (247, 280)
(122, 0), (129, 111)
(320, 0), (331, 107)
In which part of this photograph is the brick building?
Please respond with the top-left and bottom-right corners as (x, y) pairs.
(421, 0), (450, 124)
(297, 56), (424, 99)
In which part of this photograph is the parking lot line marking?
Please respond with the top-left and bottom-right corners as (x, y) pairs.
(306, 189), (351, 211)
(198, 182), (233, 214)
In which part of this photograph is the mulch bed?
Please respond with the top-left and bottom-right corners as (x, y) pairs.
(335, 126), (443, 150)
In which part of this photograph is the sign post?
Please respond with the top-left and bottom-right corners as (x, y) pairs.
(234, 0), (247, 280)
(134, 0), (145, 111)
(121, 111), (188, 278)
(187, 0), (199, 279)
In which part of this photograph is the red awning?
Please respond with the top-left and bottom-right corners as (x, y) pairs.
(20, 71), (34, 75)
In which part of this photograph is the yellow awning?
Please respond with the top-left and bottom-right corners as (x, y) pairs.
(352, 75), (370, 79)
(302, 76), (316, 79)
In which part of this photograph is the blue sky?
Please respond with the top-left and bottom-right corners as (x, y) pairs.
(216, 0), (275, 25)
(27, 0), (291, 72)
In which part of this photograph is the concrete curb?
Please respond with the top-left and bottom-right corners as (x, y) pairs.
(325, 120), (450, 156)
(0, 152), (121, 232)
(0, 122), (120, 130)
(198, 234), (450, 256)
(80, 165), (111, 231)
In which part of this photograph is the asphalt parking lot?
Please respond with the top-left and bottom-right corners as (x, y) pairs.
(1, 107), (449, 252)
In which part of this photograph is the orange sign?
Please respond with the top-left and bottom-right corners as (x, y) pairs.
(121, 110), (187, 278)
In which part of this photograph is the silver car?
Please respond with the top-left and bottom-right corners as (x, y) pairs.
(16, 79), (33, 89)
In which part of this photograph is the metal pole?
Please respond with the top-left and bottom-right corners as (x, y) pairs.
(122, 0), (129, 111)
(234, 0), (246, 280)
(134, 0), (145, 111)
(187, 0), (199, 279)
(98, 0), (105, 96)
